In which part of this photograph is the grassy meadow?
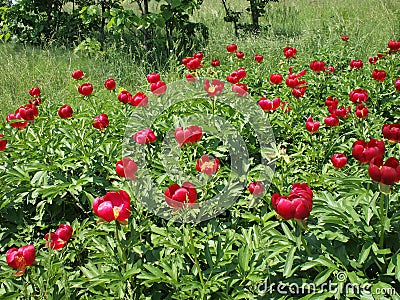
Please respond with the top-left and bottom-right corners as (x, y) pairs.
(0, 0), (399, 118)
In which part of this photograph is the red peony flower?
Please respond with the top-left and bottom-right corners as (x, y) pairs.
(395, 78), (400, 91)
(45, 224), (73, 250)
(324, 114), (339, 127)
(355, 104), (368, 118)
(248, 181), (264, 197)
(78, 83), (93, 96)
(232, 83), (248, 97)
(133, 128), (157, 144)
(204, 79), (224, 97)
(305, 116), (320, 133)
(130, 92), (148, 107)
(309, 60), (326, 72)
(211, 58), (220, 67)
(104, 78), (116, 90)
(186, 73), (197, 82)
(116, 157), (138, 180)
(325, 96), (339, 111)
(6, 245), (36, 276)
(388, 40), (400, 52)
(254, 54), (263, 63)
(226, 43), (237, 53)
(58, 104), (73, 119)
(271, 183), (313, 220)
(368, 157), (400, 186)
(29, 87), (40, 97)
(382, 124), (400, 143)
(269, 73), (283, 85)
(150, 81), (167, 95)
(146, 73), (160, 84)
(292, 86), (307, 98)
(369, 56), (378, 64)
(93, 114), (109, 131)
(193, 52), (204, 60)
(349, 89), (368, 104)
(71, 69), (84, 80)
(235, 51), (244, 59)
(18, 104), (38, 121)
(350, 59), (363, 69)
(283, 46), (297, 58)
(372, 69), (386, 82)
(183, 57), (202, 70)
(352, 139), (385, 163)
(196, 155), (219, 176)
(258, 97), (281, 112)
(165, 182), (197, 209)
(6, 110), (28, 129)
(334, 106), (351, 119)
(331, 153), (347, 169)
(118, 90), (132, 104)
(0, 134), (7, 151)
(174, 125), (202, 147)
(93, 190), (131, 223)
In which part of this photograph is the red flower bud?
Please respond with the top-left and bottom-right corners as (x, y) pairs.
(331, 153), (347, 168)
(226, 43), (237, 53)
(58, 104), (73, 119)
(78, 83), (93, 96)
(372, 69), (386, 82)
(283, 46), (296, 58)
(130, 92), (148, 107)
(104, 78), (116, 90)
(174, 126), (202, 147)
(29, 87), (41, 97)
(150, 81), (167, 95)
(305, 116), (320, 133)
(254, 54), (263, 63)
(116, 157), (138, 180)
(310, 60), (326, 72)
(270, 74), (283, 84)
(71, 69), (84, 80)
(350, 59), (363, 69)
(118, 90), (132, 104)
(248, 181), (264, 197)
(133, 128), (157, 144)
(271, 183), (313, 220)
(146, 73), (160, 84)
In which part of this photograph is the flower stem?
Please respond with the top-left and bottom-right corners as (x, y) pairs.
(379, 192), (387, 249)
(188, 225), (204, 287)
(115, 221), (127, 264)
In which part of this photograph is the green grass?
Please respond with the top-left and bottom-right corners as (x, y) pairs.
(0, 0), (399, 119)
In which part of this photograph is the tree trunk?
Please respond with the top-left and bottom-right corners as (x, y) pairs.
(250, 0), (259, 32)
(100, 0), (106, 51)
